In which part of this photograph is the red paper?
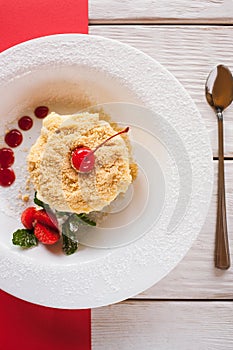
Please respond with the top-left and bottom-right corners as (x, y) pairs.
(0, 1), (90, 349)
(0, 292), (91, 350)
(0, 0), (88, 52)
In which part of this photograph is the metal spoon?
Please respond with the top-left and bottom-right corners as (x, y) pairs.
(205, 64), (233, 269)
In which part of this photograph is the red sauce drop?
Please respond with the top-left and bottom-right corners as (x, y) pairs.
(18, 116), (33, 131)
(0, 168), (15, 187)
(0, 148), (14, 168)
(5, 129), (23, 148)
(34, 106), (49, 119)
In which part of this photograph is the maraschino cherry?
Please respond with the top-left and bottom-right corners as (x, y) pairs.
(71, 127), (129, 173)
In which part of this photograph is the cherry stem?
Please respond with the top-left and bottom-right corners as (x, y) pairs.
(90, 127), (129, 156)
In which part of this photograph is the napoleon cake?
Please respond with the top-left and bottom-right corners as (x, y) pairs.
(27, 111), (137, 214)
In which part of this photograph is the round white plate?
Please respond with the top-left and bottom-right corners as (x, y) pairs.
(0, 34), (213, 309)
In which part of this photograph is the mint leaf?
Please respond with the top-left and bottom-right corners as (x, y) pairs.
(55, 211), (70, 219)
(62, 234), (78, 255)
(12, 229), (38, 248)
(34, 191), (45, 207)
(61, 212), (96, 255)
(34, 192), (50, 210)
(56, 211), (96, 226)
(75, 213), (96, 226)
(62, 215), (78, 255)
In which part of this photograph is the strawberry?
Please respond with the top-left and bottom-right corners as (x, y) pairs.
(34, 209), (58, 230)
(34, 222), (60, 245)
(21, 207), (37, 229)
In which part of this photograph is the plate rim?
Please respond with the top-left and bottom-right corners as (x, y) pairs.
(0, 33), (214, 308)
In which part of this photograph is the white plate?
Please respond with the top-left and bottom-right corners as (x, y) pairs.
(0, 34), (213, 309)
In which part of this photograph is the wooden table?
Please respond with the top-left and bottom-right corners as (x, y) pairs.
(89, 1), (233, 348)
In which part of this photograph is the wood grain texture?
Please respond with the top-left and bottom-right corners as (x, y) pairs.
(89, 0), (233, 23)
(89, 25), (233, 157)
(92, 300), (233, 350)
(89, 18), (233, 350)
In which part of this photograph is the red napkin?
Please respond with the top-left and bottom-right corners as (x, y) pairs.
(0, 292), (91, 350)
(0, 1), (90, 349)
(0, 0), (88, 52)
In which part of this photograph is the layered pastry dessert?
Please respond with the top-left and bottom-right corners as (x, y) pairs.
(28, 112), (137, 214)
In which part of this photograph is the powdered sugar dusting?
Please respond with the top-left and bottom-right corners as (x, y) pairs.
(0, 34), (213, 308)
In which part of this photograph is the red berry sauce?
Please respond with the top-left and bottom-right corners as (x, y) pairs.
(34, 106), (49, 119)
(0, 148), (14, 168)
(1, 105), (49, 187)
(5, 129), (23, 148)
(18, 116), (33, 131)
(0, 168), (15, 187)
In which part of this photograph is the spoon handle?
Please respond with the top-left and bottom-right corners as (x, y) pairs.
(215, 111), (230, 269)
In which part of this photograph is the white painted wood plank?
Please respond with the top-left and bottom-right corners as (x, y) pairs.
(89, 0), (233, 23)
(89, 25), (233, 157)
(92, 301), (233, 350)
